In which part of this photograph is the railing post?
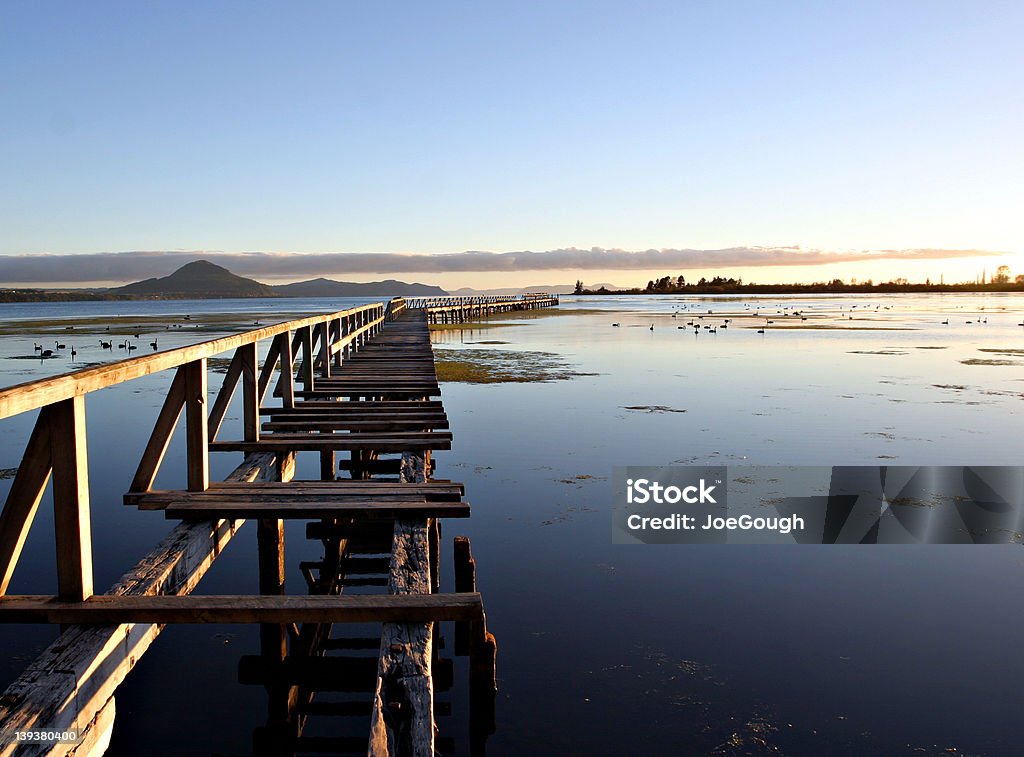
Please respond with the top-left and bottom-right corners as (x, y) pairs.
(49, 395), (93, 602)
(240, 342), (259, 443)
(184, 359), (209, 492)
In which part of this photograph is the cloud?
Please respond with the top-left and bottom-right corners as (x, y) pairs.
(0, 246), (1009, 284)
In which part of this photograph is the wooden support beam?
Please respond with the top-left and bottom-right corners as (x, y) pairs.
(0, 410), (53, 596)
(183, 359), (209, 492)
(206, 348), (244, 443)
(48, 396), (93, 602)
(129, 367), (186, 493)
(257, 333), (283, 406)
(257, 519), (287, 663)
(0, 593), (483, 625)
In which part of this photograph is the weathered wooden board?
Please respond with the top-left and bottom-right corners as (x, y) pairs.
(0, 592), (482, 625)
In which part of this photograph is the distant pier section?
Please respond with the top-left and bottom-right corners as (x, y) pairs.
(408, 293), (559, 324)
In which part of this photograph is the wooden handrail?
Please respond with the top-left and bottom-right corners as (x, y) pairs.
(0, 301), (391, 420)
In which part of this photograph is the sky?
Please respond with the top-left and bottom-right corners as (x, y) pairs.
(1, 1), (1022, 289)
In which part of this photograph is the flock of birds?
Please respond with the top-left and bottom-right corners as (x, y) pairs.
(31, 325), (167, 363)
(611, 302), (1024, 335)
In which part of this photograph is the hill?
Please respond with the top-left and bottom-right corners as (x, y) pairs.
(273, 278), (447, 297)
(114, 260), (277, 298)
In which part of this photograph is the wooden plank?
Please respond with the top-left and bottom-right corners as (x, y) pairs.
(206, 347), (244, 443)
(183, 359), (209, 492)
(0, 410), (52, 596)
(161, 500), (469, 520)
(0, 303), (392, 420)
(262, 402), (444, 414)
(48, 396), (93, 602)
(369, 451), (435, 757)
(262, 419), (449, 432)
(125, 481), (463, 506)
(0, 592), (483, 624)
(129, 367), (186, 492)
(210, 435), (452, 453)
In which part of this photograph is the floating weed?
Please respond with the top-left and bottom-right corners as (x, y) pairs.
(960, 358), (1022, 366)
(434, 348), (594, 383)
(978, 348), (1024, 356)
(623, 405), (687, 413)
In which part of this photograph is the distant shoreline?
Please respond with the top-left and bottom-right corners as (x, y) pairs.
(575, 283), (1024, 296)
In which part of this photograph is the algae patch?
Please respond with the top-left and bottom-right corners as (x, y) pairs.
(960, 358), (1022, 366)
(623, 405), (687, 413)
(434, 348), (593, 383)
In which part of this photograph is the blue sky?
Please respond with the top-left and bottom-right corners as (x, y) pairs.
(1, 1), (1021, 287)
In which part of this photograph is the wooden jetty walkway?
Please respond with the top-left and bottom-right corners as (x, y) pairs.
(0, 294), (551, 755)
(405, 293), (559, 324)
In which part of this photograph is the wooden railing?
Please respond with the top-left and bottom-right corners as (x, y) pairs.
(0, 300), (393, 602)
(404, 294), (539, 309)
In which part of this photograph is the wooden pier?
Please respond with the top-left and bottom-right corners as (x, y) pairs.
(0, 296), (524, 756)
(406, 294), (559, 325)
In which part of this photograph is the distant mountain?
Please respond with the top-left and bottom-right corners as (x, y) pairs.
(451, 283), (623, 296)
(114, 260), (277, 298)
(273, 278), (447, 297)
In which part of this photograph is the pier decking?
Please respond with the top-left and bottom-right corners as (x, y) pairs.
(0, 295), (542, 755)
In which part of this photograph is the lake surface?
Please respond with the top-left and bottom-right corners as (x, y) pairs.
(1, 294), (1023, 755)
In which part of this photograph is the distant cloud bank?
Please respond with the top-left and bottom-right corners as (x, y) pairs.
(0, 247), (1007, 284)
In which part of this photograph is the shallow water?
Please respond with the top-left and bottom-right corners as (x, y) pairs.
(1, 294), (1023, 755)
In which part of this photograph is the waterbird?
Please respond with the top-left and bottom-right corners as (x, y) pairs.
(33, 343), (42, 352)
(118, 341), (127, 349)
(650, 324), (654, 331)
(127, 342), (137, 351)
(55, 340), (66, 349)
(757, 329), (765, 334)
(41, 349), (54, 357)
(611, 323), (620, 327)
(100, 340), (112, 349)
(70, 346), (77, 359)
(941, 320), (948, 325)
(150, 339), (158, 349)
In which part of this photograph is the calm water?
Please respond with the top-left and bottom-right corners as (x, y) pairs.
(1, 294), (1023, 755)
